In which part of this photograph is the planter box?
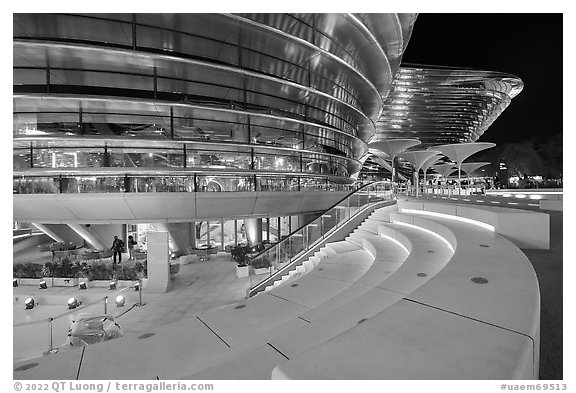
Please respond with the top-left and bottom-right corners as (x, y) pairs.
(252, 267), (272, 276)
(53, 277), (79, 287)
(15, 277), (79, 287)
(16, 278), (52, 287)
(90, 280), (114, 288)
(236, 265), (249, 278)
(179, 254), (195, 265)
(90, 279), (138, 288)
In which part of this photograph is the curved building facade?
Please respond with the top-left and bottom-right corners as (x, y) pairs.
(374, 65), (524, 147)
(13, 13), (417, 197)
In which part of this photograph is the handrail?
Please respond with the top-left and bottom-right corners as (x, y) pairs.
(248, 181), (372, 261)
(247, 180), (394, 297)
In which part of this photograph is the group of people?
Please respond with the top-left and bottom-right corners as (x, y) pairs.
(110, 235), (138, 263)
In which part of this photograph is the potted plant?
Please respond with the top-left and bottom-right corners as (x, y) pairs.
(251, 255), (272, 275)
(231, 245), (250, 278)
(169, 262), (180, 280)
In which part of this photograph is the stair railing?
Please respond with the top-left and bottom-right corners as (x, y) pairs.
(247, 181), (394, 297)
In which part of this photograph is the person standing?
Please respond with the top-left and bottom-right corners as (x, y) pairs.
(111, 235), (125, 264)
(127, 235), (137, 260)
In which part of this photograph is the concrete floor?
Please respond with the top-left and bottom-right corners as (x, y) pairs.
(13, 253), (253, 360)
(118, 254), (252, 334)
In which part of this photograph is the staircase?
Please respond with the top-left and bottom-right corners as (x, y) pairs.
(247, 181), (395, 297)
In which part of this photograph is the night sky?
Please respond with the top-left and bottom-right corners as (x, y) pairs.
(401, 13), (563, 146)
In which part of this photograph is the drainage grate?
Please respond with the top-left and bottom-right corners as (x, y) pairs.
(471, 277), (489, 284)
(357, 318), (368, 324)
(427, 250), (435, 253)
(291, 284), (299, 287)
(417, 273), (428, 277)
(138, 333), (155, 339)
(318, 268), (324, 271)
(235, 304), (246, 310)
(479, 244), (491, 248)
(15, 363), (38, 372)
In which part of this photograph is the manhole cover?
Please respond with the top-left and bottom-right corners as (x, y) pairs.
(291, 284), (299, 287)
(417, 273), (428, 277)
(427, 250), (435, 253)
(138, 333), (155, 339)
(479, 244), (491, 248)
(471, 277), (489, 284)
(15, 363), (38, 372)
(357, 318), (368, 324)
(235, 304), (246, 309)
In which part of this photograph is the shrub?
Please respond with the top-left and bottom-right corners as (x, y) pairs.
(115, 262), (147, 281)
(251, 256), (271, 269)
(13, 263), (44, 278)
(230, 245), (251, 266)
(44, 258), (81, 278)
(90, 263), (113, 280)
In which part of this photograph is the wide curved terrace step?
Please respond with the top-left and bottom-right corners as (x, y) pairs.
(186, 209), (457, 378)
(273, 205), (541, 380)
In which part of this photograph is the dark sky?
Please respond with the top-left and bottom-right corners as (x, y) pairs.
(401, 13), (563, 146)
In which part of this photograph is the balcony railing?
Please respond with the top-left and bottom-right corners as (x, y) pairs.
(13, 173), (354, 195)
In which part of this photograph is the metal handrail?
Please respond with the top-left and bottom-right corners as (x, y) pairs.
(247, 181), (393, 297)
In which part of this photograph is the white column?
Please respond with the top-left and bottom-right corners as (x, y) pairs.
(145, 232), (172, 293)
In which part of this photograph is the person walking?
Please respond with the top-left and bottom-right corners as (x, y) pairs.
(111, 235), (125, 264)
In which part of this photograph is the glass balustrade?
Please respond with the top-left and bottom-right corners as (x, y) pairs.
(13, 174), (353, 194)
(247, 181), (393, 296)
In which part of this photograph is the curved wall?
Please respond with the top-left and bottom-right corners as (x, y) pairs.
(13, 13), (416, 194)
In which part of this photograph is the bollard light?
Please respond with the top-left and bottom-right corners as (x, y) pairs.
(78, 281), (87, 290)
(67, 297), (81, 309)
(115, 295), (125, 307)
(109, 281), (117, 290)
(39, 280), (48, 290)
(13, 279), (18, 287)
(25, 297), (35, 309)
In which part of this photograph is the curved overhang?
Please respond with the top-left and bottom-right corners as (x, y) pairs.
(459, 162), (491, 175)
(398, 150), (442, 172)
(13, 190), (350, 224)
(375, 65), (524, 147)
(432, 142), (496, 164)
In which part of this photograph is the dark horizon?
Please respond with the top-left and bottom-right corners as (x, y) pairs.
(401, 13), (563, 147)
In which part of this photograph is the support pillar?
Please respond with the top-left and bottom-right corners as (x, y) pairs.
(244, 218), (262, 245)
(145, 232), (172, 293)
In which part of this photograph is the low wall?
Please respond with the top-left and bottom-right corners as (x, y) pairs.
(398, 200), (549, 250)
